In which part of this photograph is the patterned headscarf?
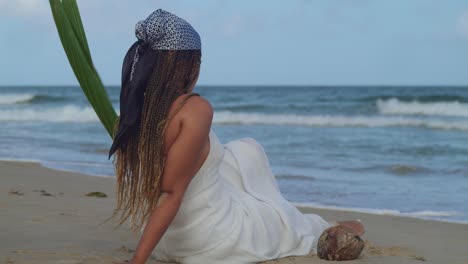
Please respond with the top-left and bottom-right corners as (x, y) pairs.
(108, 9), (201, 159)
(135, 9), (201, 50)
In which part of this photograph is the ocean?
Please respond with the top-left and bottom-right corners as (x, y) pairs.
(1, 85), (467, 223)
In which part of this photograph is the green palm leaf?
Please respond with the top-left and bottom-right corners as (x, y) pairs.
(49, 0), (118, 138)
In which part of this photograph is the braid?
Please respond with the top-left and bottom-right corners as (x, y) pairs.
(105, 50), (201, 231)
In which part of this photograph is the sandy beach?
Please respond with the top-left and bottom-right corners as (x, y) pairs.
(1, 160), (467, 264)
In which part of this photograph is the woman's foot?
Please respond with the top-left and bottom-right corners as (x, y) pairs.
(336, 220), (365, 236)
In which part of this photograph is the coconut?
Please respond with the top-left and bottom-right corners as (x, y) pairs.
(317, 225), (365, 261)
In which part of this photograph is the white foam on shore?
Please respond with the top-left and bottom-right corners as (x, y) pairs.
(293, 202), (468, 224)
(0, 157), (42, 164)
(0, 93), (35, 104)
(42, 160), (113, 168)
(41, 163), (114, 178)
(39, 160), (114, 178)
(0, 157), (113, 178)
(377, 98), (468, 117)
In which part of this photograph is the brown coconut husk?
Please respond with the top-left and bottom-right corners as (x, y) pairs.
(317, 225), (365, 261)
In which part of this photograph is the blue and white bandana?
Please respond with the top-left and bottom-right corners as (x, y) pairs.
(135, 9), (201, 50)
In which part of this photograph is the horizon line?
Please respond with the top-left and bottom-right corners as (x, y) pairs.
(1, 84), (468, 88)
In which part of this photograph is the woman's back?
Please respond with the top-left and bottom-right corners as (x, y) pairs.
(159, 93), (213, 193)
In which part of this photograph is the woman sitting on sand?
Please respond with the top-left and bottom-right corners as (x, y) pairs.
(108, 9), (364, 264)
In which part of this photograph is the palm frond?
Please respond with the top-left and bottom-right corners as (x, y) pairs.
(49, 0), (118, 138)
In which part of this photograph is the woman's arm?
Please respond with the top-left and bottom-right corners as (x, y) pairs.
(129, 97), (213, 264)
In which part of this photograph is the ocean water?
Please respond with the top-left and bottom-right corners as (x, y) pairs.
(1, 85), (467, 223)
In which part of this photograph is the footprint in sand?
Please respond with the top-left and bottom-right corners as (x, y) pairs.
(33, 189), (56, 197)
(8, 188), (24, 196)
(365, 240), (426, 262)
(117, 245), (135, 253)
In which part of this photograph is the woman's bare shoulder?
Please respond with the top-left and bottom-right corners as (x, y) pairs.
(181, 95), (213, 122)
(164, 94), (212, 152)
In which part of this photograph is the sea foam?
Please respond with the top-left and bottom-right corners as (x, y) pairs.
(4, 106), (468, 132)
(292, 202), (467, 224)
(377, 98), (468, 117)
(214, 111), (468, 131)
(0, 105), (97, 122)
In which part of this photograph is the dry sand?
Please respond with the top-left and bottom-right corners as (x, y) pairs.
(1, 160), (467, 264)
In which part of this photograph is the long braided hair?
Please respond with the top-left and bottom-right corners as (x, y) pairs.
(107, 49), (201, 231)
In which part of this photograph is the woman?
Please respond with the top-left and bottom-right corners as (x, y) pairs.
(108, 9), (364, 264)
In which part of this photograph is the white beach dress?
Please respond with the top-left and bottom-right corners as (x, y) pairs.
(150, 129), (332, 264)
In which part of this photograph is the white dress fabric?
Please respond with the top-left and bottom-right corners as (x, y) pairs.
(150, 129), (332, 264)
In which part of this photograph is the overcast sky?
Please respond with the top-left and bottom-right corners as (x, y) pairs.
(1, 0), (468, 86)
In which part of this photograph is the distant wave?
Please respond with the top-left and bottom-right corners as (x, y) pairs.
(0, 94), (35, 104)
(361, 95), (468, 103)
(0, 93), (67, 105)
(389, 164), (430, 176)
(217, 103), (266, 111)
(26, 94), (68, 104)
(276, 174), (316, 182)
(213, 111), (468, 131)
(5, 105), (468, 131)
(0, 105), (97, 122)
(348, 164), (433, 175)
(377, 98), (468, 117)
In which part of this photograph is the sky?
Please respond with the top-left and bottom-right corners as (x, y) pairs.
(0, 0), (467, 86)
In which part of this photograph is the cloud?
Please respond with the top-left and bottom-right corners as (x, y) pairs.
(0, 0), (110, 18)
(222, 15), (246, 38)
(457, 11), (468, 38)
(0, 0), (48, 16)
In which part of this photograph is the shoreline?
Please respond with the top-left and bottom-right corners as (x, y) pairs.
(3, 157), (467, 225)
(2, 159), (468, 263)
(294, 202), (468, 225)
(0, 157), (115, 178)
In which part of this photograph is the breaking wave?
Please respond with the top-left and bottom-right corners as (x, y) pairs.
(213, 111), (468, 131)
(4, 106), (468, 131)
(0, 94), (36, 105)
(361, 95), (468, 103)
(0, 93), (67, 105)
(377, 98), (468, 117)
(0, 105), (97, 122)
